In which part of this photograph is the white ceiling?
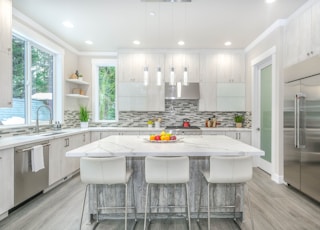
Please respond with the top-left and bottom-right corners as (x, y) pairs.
(13, 0), (308, 52)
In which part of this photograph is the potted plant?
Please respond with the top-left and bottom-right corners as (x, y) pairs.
(79, 106), (89, 128)
(147, 120), (153, 128)
(234, 114), (244, 128)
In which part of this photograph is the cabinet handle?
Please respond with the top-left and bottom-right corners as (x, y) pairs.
(307, 52), (310, 56)
(238, 132), (241, 140)
(65, 138), (69, 147)
(311, 51), (314, 55)
(0, 157), (2, 159)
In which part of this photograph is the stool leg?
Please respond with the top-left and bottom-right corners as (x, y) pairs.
(131, 176), (137, 223)
(246, 185), (255, 230)
(185, 183), (191, 229)
(125, 183), (128, 230)
(207, 183), (210, 230)
(144, 183), (150, 230)
(80, 184), (89, 230)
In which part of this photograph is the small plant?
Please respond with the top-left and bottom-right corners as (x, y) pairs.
(147, 120), (154, 125)
(79, 106), (89, 122)
(234, 114), (244, 123)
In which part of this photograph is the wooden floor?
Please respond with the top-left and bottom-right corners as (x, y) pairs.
(1, 168), (320, 230)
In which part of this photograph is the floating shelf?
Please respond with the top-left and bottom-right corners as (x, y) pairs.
(66, 94), (89, 99)
(66, 79), (89, 85)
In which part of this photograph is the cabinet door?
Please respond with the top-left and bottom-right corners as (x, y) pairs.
(199, 53), (217, 83)
(0, 51), (12, 107)
(49, 138), (64, 185)
(298, 8), (312, 62)
(198, 82), (217, 111)
(118, 54), (134, 82)
(284, 16), (300, 67)
(185, 53), (200, 83)
(0, 148), (14, 215)
(0, 0), (12, 108)
(0, 0), (12, 53)
(311, 2), (320, 55)
(225, 131), (251, 145)
(216, 51), (245, 83)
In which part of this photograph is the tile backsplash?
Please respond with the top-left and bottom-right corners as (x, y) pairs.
(65, 100), (251, 128)
(0, 100), (251, 137)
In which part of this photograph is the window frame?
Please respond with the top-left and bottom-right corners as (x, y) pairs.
(0, 19), (64, 128)
(92, 59), (118, 123)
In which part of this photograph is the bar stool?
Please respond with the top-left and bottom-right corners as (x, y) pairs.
(79, 156), (136, 230)
(144, 156), (191, 230)
(198, 155), (254, 230)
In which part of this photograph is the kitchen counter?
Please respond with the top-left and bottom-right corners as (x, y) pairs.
(0, 127), (252, 150)
(66, 134), (263, 157)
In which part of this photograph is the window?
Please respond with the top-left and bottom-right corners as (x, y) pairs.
(92, 59), (117, 122)
(0, 35), (55, 126)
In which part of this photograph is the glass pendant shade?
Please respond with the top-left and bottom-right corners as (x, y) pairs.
(144, 67), (149, 86)
(169, 67), (175, 86)
(177, 81), (182, 98)
(157, 67), (162, 86)
(183, 67), (188, 86)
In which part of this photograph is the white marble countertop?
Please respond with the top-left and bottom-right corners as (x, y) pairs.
(66, 135), (263, 157)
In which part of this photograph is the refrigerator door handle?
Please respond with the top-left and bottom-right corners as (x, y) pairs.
(295, 93), (306, 149)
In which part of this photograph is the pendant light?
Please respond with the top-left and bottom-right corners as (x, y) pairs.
(144, 67), (149, 86)
(143, 2), (149, 86)
(182, 3), (188, 86)
(157, 67), (162, 86)
(169, 3), (176, 86)
(156, 2), (162, 86)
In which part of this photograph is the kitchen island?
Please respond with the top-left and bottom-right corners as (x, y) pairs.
(66, 135), (264, 221)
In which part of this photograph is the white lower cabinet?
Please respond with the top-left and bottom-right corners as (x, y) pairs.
(90, 130), (139, 141)
(225, 131), (251, 145)
(49, 132), (90, 186)
(0, 148), (14, 217)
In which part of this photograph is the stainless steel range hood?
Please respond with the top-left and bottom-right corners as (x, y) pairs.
(165, 82), (200, 100)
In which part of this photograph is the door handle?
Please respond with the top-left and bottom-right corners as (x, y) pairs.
(256, 128), (260, 131)
(295, 93), (306, 148)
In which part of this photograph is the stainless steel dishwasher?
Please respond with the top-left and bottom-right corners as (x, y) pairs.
(14, 141), (50, 206)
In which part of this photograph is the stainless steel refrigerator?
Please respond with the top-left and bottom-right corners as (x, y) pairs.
(284, 74), (320, 202)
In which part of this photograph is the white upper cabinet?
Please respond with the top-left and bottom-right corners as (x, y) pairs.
(0, 0), (12, 107)
(285, 2), (320, 67)
(215, 51), (245, 83)
(164, 53), (200, 83)
(118, 53), (164, 83)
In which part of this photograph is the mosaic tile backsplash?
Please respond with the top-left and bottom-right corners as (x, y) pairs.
(0, 100), (251, 137)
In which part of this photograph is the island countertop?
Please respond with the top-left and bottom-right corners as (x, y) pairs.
(66, 135), (264, 157)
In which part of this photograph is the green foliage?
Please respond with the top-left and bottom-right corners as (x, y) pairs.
(79, 106), (89, 122)
(234, 114), (244, 123)
(99, 66), (116, 120)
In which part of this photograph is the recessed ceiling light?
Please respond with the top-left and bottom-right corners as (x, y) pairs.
(85, 40), (93, 45)
(149, 11), (156, 16)
(265, 0), (276, 3)
(224, 41), (232, 46)
(62, 21), (74, 28)
(178, 40), (185, 46)
(133, 40), (141, 45)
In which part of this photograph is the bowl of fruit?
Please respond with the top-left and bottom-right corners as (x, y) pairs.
(147, 131), (179, 143)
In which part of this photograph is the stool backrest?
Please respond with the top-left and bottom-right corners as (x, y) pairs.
(145, 156), (189, 184)
(80, 156), (126, 184)
(209, 155), (253, 183)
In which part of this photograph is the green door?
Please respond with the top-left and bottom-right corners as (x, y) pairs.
(260, 65), (272, 163)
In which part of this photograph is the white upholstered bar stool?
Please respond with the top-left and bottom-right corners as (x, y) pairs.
(144, 156), (191, 230)
(198, 155), (254, 230)
(79, 156), (136, 230)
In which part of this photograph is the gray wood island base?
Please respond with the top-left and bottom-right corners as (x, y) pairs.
(66, 135), (264, 223)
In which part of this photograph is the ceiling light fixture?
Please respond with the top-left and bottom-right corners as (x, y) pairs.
(62, 21), (74, 28)
(141, 0), (191, 2)
(224, 41), (232, 46)
(149, 11), (156, 16)
(85, 40), (93, 45)
(133, 40), (141, 45)
(265, 0), (276, 3)
(178, 40), (185, 46)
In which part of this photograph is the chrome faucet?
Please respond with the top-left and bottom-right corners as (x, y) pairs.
(36, 105), (52, 133)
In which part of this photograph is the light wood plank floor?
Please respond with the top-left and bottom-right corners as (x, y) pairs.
(1, 168), (320, 230)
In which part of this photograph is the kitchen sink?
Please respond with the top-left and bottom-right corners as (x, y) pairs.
(42, 131), (66, 136)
